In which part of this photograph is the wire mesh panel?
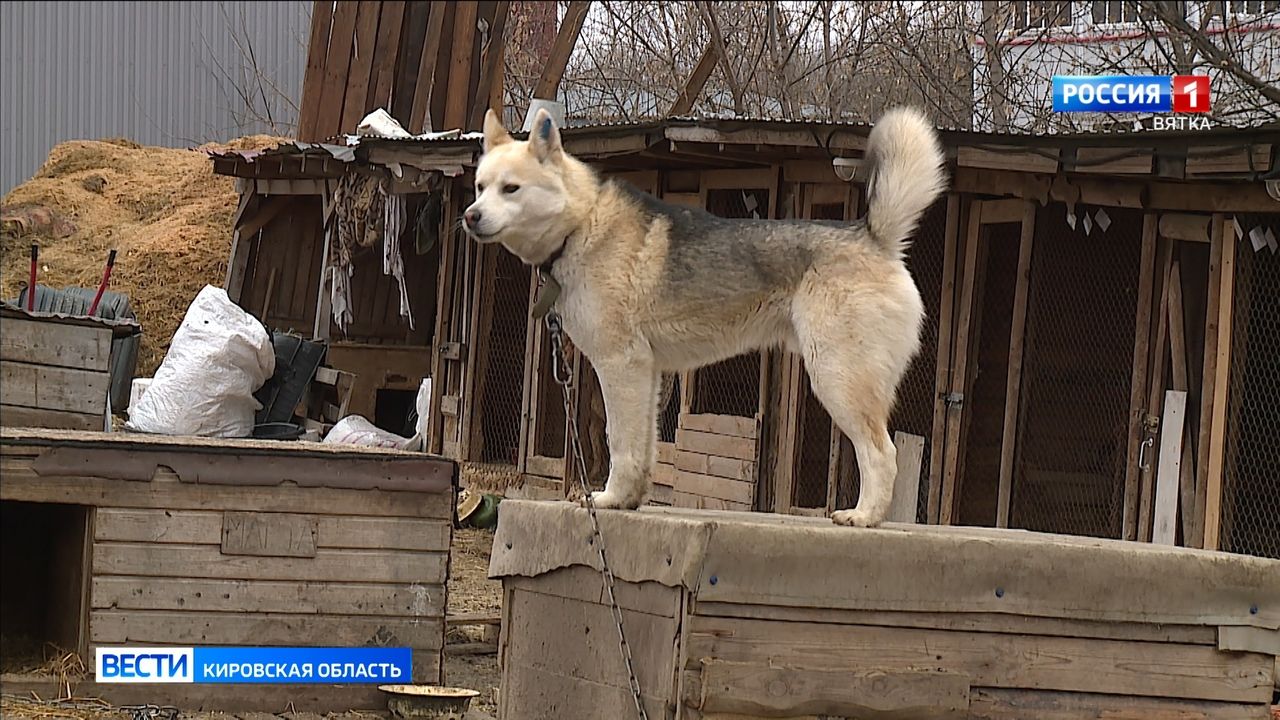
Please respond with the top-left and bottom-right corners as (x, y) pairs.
(531, 326), (567, 460)
(793, 373), (833, 509)
(474, 247), (531, 466)
(658, 373), (681, 443)
(1009, 204), (1143, 538)
(1221, 212), (1280, 559)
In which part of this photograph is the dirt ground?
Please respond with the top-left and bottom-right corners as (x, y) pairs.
(0, 528), (502, 720)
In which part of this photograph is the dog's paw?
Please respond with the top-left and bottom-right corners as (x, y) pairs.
(831, 508), (882, 528)
(581, 490), (641, 510)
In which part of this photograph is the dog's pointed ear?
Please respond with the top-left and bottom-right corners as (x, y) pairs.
(483, 109), (512, 153)
(529, 108), (563, 163)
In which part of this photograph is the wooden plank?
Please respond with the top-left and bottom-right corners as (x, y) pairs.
(298, 0), (336, 141)
(928, 194), (962, 524)
(0, 465), (451, 519)
(92, 577), (444, 618)
(673, 469), (754, 505)
(996, 201), (1035, 528)
(957, 145), (1059, 174)
(1152, 390), (1187, 545)
(1074, 147), (1154, 174)
(369, 1), (406, 111)
(95, 509), (450, 552)
(675, 428), (756, 462)
(313, 1), (359, 139)
(1218, 626), (1280, 656)
(939, 202), (985, 524)
(0, 677), (395, 714)
(1186, 144), (1272, 175)
(692, 602), (1218, 645)
(1203, 216), (1235, 551)
(339, 1), (381, 133)
(222, 189), (256, 301)
(889, 432), (925, 524)
(0, 405), (103, 431)
(531, 1), (590, 100)
(0, 318), (112, 371)
(91, 609), (442, 650)
(1192, 215), (1225, 548)
(234, 194), (292, 238)
(969, 688), (1268, 720)
(442, 0), (478, 130)
(1167, 260), (1197, 543)
(0, 361), (109, 415)
(525, 455), (564, 479)
(1160, 212), (1212, 243)
(1138, 238), (1174, 542)
(221, 511), (318, 558)
(469, 0), (511, 130)
(679, 413), (757, 439)
(93, 543), (446, 584)
(409, 1), (448, 133)
(314, 181), (334, 340)
(1122, 215), (1158, 540)
(977, 198), (1026, 225)
(668, 42), (717, 116)
(696, 659), (969, 718)
(686, 615), (1274, 703)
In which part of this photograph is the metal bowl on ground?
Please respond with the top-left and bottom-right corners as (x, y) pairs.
(379, 684), (481, 719)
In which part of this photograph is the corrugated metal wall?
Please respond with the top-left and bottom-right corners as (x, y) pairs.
(0, 1), (312, 195)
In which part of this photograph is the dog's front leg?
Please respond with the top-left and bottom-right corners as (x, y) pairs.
(585, 352), (657, 510)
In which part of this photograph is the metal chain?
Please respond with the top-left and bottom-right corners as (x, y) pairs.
(120, 705), (180, 720)
(545, 310), (649, 720)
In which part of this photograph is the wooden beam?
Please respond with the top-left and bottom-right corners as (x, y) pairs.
(443, 0), (480, 131)
(1152, 390), (1187, 545)
(1167, 260), (1197, 544)
(1121, 214), (1157, 541)
(668, 42), (717, 116)
(957, 145), (1059, 174)
(1138, 240), (1174, 543)
(313, 181), (334, 341)
(369, 2), (406, 112)
(889, 433), (925, 524)
(532, 1), (590, 100)
(996, 202), (1035, 528)
(410, 3), (448, 134)
(666, 125), (866, 151)
(470, 1), (511, 130)
(927, 194), (962, 525)
(1192, 215), (1225, 548)
(313, 1), (360, 140)
(1202, 215), (1236, 551)
(223, 191), (258, 303)
(235, 195), (293, 239)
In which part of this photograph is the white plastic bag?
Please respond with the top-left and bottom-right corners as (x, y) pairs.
(126, 285), (275, 438)
(323, 415), (415, 449)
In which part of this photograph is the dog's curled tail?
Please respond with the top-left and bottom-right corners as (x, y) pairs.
(864, 106), (947, 255)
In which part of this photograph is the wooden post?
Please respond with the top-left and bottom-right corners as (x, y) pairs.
(927, 194), (961, 524)
(1192, 214), (1225, 548)
(1152, 390), (1187, 545)
(995, 201), (1035, 528)
(443, 1), (479, 131)
(1121, 213), (1158, 540)
(1138, 241), (1174, 542)
(939, 200), (986, 525)
(313, 182), (335, 342)
(1202, 216), (1236, 551)
(668, 42), (718, 116)
(1166, 260), (1197, 543)
(410, 3), (448, 134)
(223, 189), (258, 304)
(470, 1), (512, 130)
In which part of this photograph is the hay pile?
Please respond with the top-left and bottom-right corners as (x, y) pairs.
(0, 135), (285, 375)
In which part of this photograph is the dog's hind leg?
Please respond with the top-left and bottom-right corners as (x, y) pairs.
(586, 350), (658, 510)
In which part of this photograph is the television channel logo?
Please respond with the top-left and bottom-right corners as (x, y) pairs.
(1053, 75), (1210, 114)
(96, 647), (412, 684)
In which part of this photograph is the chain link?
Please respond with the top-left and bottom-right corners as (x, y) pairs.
(545, 310), (649, 720)
(120, 704), (180, 720)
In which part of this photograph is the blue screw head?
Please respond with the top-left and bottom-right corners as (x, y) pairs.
(1250, 604), (1259, 615)
(709, 575), (718, 586)
(995, 587), (1005, 598)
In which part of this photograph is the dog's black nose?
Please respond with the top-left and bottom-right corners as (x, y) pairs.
(464, 209), (482, 227)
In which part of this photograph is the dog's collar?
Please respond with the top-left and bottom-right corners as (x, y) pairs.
(530, 235), (570, 320)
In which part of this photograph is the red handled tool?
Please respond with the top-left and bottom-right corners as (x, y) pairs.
(27, 244), (38, 310)
(87, 249), (117, 316)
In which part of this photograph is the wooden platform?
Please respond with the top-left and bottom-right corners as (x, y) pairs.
(0, 427), (457, 712)
(489, 501), (1279, 720)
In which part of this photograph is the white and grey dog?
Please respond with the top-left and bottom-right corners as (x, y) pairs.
(464, 107), (946, 527)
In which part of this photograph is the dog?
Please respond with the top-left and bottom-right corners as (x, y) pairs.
(464, 106), (946, 527)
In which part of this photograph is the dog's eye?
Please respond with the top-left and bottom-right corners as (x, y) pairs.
(476, 183), (485, 193)
(502, 184), (520, 194)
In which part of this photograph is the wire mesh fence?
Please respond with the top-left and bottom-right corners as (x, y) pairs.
(1008, 204), (1143, 538)
(1221, 212), (1280, 559)
(658, 373), (681, 443)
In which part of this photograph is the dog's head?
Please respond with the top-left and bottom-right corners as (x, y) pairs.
(464, 108), (574, 265)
